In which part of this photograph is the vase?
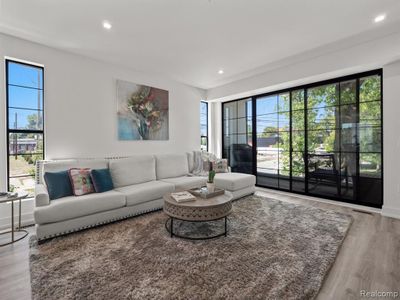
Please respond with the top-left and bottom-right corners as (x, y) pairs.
(206, 182), (215, 193)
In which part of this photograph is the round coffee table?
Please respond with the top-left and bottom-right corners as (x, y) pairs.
(0, 191), (29, 247)
(163, 191), (233, 240)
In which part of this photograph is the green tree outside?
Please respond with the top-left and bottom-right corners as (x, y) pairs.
(261, 75), (381, 178)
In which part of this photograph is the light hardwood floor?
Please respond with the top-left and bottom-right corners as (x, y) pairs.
(0, 188), (399, 300)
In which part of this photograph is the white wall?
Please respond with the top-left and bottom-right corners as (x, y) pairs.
(382, 60), (400, 219)
(0, 33), (205, 227)
(207, 30), (400, 102)
(207, 29), (400, 161)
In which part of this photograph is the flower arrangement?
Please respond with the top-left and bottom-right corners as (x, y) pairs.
(127, 86), (162, 140)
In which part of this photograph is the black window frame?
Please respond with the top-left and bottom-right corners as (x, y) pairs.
(222, 69), (383, 208)
(200, 101), (208, 151)
(5, 59), (45, 192)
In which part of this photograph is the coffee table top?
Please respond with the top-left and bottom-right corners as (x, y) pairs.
(163, 191), (233, 221)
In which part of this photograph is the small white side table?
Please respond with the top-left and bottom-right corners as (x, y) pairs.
(0, 191), (29, 247)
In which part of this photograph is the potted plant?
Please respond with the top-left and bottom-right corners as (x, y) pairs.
(207, 169), (216, 193)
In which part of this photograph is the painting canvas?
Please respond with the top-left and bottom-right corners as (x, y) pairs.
(117, 80), (169, 140)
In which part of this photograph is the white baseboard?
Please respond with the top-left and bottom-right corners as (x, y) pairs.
(0, 198), (35, 230)
(381, 205), (400, 219)
(255, 187), (382, 214)
(0, 213), (34, 230)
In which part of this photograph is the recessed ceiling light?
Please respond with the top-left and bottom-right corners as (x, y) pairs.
(102, 21), (112, 30)
(218, 69), (224, 74)
(374, 14), (386, 23)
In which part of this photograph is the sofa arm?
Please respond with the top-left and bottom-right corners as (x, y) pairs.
(35, 184), (50, 207)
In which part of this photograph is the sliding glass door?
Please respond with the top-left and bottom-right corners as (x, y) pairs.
(222, 70), (383, 208)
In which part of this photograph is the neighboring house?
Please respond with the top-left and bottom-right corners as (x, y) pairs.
(9, 138), (37, 154)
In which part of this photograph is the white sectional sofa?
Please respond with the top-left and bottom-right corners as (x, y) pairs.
(34, 153), (255, 241)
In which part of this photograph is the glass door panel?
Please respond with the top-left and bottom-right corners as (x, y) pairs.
(340, 152), (356, 200)
(256, 95), (279, 188)
(339, 82), (358, 201)
(307, 153), (341, 197)
(292, 151), (305, 192)
(291, 89), (306, 192)
(223, 99), (253, 174)
(307, 83), (341, 197)
(358, 75), (382, 205)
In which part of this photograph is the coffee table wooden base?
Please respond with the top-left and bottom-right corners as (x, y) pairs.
(163, 191), (233, 240)
(165, 216), (228, 240)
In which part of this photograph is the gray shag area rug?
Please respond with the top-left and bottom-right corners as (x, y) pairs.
(29, 194), (352, 300)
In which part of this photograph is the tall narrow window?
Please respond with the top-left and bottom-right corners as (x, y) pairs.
(223, 98), (253, 174)
(200, 101), (208, 151)
(6, 60), (44, 196)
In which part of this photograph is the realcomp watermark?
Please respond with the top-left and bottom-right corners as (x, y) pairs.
(360, 290), (400, 298)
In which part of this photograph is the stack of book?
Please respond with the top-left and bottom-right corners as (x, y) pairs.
(170, 191), (196, 203)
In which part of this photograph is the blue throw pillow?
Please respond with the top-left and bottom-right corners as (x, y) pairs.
(90, 169), (114, 193)
(44, 171), (73, 200)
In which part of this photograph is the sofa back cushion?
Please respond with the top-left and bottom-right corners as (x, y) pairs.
(40, 159), (108, 185)
(155, 154), (189, 179)
(109, 155), (156, 188)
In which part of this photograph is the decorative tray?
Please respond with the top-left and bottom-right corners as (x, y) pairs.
(0, 192), (17, 198)
(188, 187), (225, 199)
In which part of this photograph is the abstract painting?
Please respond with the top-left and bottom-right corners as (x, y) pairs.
(117, 80), (169, 140)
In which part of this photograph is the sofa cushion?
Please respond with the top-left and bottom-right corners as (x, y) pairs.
(41, 159), (108, 184)
(116, 181), (174, 206)
(161, 176), (207, 190)
(34, 190), (126, 224)
(109, 155), (156, 188)
(44, 170), (73, 200)
(91, 169), (114, 193)
(214, 173), (256, 191)
(155, 154), (189, 179)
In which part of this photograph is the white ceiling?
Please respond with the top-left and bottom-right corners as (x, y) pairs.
(1, 0), (400, 89)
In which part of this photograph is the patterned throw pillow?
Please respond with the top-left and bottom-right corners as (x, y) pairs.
(212, 159), (229, 173)
(202, 159), (212, 172)
(68, 168), (94, 196)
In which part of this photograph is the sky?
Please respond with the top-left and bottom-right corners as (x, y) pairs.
(7, 61), (43, 129)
